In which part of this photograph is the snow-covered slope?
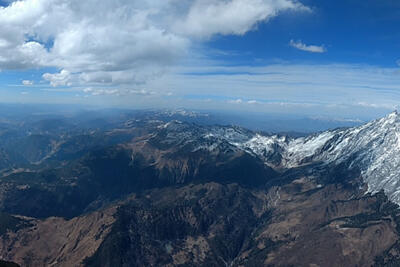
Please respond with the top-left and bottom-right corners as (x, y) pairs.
(291, 111), (400, 203)
(237, 111), (400, 204)
(155, 111), (400, 204)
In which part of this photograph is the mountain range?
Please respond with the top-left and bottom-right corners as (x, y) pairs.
(0, 109), (399, 266)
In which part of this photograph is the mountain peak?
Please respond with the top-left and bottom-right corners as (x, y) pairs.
(386, 110), (399, 120)
(371, 111), (400, 132)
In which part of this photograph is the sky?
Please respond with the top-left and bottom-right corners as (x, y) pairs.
(0, 0), (400, 120)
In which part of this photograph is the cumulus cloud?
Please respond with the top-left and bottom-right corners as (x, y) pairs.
(176, 0), (310, 38)
(0, 0), (309, 89)
(43, 69), (72, 87)
(289, 40), (326, 53)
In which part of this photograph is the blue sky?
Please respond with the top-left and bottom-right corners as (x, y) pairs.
(209, 0), (400, 67)
(0, 0), (400, 120)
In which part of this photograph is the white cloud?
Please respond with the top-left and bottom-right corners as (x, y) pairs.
(82, 87), (93, 93)
(22, 80), (33, 86)
(355, 102), (395, 110)
(228, 98), (243, 104)
(227, 99), (260, 104)
(176, 0), (310, 38)
(91, 89), (119, 96)
(81, 87), (155, 97)
(289, 40), (326, 53)
(0, 0), (309, 89)
(43, 69), (72, 87)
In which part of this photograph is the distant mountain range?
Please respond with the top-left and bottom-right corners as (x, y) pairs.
(0, 109), (399, 266)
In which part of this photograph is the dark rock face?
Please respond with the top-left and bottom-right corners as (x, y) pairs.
(84, 180), (400, 267)
(85, 183), (266, 267)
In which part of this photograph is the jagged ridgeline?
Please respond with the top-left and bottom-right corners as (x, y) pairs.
(1, 110), (400, 266)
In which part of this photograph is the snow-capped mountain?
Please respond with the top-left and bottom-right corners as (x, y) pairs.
(244, 111), (400, 204)
(282, 111), (400, 204)
(154, 111), (400, 204)
(241, 111), (400, 204)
